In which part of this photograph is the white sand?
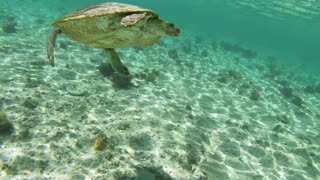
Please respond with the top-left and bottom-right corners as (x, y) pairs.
(0, 2), (320, 179)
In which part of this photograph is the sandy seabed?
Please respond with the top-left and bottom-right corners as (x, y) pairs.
(1, 2), (320, 180)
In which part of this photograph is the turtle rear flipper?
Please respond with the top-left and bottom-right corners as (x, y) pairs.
(104, 48), (130, 76)
(47, 28), (61, 66)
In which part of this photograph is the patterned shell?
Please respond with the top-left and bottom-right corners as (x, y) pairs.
(51, 3), (160, 48)
(53, 3), (157, 22)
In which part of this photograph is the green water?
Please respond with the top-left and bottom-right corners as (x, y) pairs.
(3, 0), (319, 72)
(147, 0), (320, 74)
(1, 0), (320, 179)
(93, 0), (320, 73)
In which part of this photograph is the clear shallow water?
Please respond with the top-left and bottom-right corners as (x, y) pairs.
(0, 0), (320, 179)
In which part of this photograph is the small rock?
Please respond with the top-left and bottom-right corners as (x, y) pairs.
(249, 89), (260, 101)
(291, 96), (303, 107)
(129, 133), (155, 150)
(93, 135), (107, 151)
(280, 86), (293, 98)
(0, 112), (13, 134)
(93, 135), (114, 151)
(23, 97), (39, 109)
(185, 104), (192, 111)
(277, 115), (290, 124)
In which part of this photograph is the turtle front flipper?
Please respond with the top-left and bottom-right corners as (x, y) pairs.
(47, 28), (61, 66)
(104, 48), (130, 76)
(120, 13), (146, 26)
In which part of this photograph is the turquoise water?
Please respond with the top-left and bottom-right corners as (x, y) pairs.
(1, 0), (320, 179)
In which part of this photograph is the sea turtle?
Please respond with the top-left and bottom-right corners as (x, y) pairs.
(47, 2), (181, 76)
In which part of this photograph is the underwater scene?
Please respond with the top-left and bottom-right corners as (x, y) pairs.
(1, 0), (320, 179)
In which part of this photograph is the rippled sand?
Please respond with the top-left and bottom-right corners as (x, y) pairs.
(1, 1), (320, 179)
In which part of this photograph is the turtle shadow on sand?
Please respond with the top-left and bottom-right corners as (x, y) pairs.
(97, 62), (133, 89)
(98, 63), (160, 89)
(46, 2), (181, 77)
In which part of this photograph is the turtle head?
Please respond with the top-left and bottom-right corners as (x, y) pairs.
(162, 22), (181, 36)
(150, 19), (181, 36)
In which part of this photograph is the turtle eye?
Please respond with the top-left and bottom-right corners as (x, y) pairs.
(168, 23), (174, 28)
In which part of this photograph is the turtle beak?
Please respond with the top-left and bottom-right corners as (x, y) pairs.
(166, 23), (181, 36)
(170, 27), (181, 36)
